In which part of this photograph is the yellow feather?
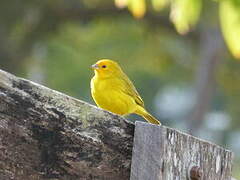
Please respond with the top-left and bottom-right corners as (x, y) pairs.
(91, 59), (161, 125)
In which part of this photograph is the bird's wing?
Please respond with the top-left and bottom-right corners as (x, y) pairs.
(118, 73), (145, 107)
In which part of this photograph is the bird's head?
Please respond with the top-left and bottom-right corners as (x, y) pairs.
(91, 59), (122, 78)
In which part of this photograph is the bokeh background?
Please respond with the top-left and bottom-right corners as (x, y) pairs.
(1, 0), (240, 177)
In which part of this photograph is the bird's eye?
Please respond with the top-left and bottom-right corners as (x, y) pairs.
(102, 65), (107, 68)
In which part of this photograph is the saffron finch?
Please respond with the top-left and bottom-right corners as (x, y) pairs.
(91, 59), (161, 125)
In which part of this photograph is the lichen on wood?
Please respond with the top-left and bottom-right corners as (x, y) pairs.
(130, 122), (233, 180)
(0, 69), (134, 180)
(0, 69), (234, 180)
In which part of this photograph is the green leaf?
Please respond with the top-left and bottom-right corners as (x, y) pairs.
(128, 0), (146, 19)
(151, 0), (169, 11)
(115, 0), (128, 9)
(220, 0), (240, 59)
(170, 0), (202, 34)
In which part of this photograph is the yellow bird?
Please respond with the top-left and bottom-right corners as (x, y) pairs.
(91, 59), (161, 125)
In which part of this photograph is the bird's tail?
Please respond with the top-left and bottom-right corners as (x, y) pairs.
(135, 106), (161, 125)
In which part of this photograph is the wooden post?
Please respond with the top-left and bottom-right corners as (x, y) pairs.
(130, 122), (233, 180)
(0, 69), (134, 179)
(0, 69), (235, 179)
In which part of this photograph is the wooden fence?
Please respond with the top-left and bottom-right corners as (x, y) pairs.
(0, 69), (234, 180)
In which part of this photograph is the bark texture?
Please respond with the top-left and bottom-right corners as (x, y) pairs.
(0, 69), (134, 180)
(131, 122), (233, 180)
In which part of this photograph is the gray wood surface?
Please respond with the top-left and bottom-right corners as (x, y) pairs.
(0, 69), (134, 180)
(131, 122), (233, 180)
(0, 69), (235, 180)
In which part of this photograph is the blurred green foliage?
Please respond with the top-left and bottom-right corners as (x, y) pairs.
(220, 0), (240, 59)
(170, 0), (202, 34)
(1, 0), (240, 178)
(125, 0), (240, 59)
(40, 17), (195, 106)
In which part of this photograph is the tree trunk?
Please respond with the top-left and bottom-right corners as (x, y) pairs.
(187, 28), (224, 135)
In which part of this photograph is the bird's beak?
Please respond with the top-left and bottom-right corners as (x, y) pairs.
(91, 63), (99, 69)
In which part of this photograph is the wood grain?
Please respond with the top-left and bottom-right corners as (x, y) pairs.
(131, 122), (233, 180)
(0, 69), (134, 180)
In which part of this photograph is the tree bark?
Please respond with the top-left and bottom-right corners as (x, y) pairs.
(187, 28), (224, 135)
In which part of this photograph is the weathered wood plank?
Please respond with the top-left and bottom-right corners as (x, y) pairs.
(0, 69), (134, 180)
(0, 69), (235, 180)
(130, 122), (233, 180)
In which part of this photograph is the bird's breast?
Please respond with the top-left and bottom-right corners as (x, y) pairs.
(91, 77), (137, 115)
